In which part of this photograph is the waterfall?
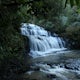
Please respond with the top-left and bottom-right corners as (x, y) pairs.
(21, 23), (66, 58)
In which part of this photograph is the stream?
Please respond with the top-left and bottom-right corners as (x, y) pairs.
(21, 23), (80, 80)
(23, 50), (80, 80)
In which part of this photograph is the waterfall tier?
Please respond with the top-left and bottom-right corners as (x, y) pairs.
(21, 23), (66, 58)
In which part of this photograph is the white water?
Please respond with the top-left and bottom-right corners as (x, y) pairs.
(26, 63), (80, 80)
(21, 23), (66, 58)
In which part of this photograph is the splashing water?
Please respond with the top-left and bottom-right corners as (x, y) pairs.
(21, 23), (66, 58)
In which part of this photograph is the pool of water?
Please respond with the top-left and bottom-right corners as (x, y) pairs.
(23, 50), (80, 80)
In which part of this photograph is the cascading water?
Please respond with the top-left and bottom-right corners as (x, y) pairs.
(21, 23), (66, 58)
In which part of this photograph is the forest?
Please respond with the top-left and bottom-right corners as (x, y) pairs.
(0, 0), (80, 80)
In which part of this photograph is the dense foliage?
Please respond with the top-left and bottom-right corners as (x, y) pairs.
(0, 0), (29, 80)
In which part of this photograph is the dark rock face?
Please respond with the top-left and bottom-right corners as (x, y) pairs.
(23, 36), (30, 53)
(22, 36), (31, 66)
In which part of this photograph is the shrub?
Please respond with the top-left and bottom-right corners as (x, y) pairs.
(65, 26), (80, 49)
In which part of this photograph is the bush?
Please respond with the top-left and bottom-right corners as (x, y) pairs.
(0, 35), (31, 80)
(0, 1), (30, 79)
(64, 26), (80, 49)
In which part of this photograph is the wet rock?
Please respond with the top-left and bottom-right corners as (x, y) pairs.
(47, 63), (53, 67)
(58, 63), (65, 68)
(65, 59), (80, 70)
(23, 71), (51, 80)
(52, 78), (64, 80)
(35, 63), (51, 70)
(47, 74), (57, 79)
(76, 74), (80, 79)
(31, 66), (40, 71)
